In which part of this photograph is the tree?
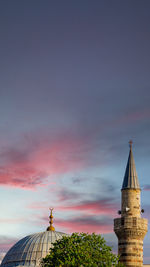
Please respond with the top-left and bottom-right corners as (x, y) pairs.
(41, 233), (124, 267)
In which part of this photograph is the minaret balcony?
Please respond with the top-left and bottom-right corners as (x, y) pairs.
(114, 217), (148, 239)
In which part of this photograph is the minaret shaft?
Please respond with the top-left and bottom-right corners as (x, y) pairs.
(121, 189), (141, 218)
(114, 143), (148, 267)
(114, 189), (147, 266)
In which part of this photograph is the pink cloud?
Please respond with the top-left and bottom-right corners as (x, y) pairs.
(0, 133), (92, 189)
(55, 218), (112, 234)
(57, 199), (117, 217)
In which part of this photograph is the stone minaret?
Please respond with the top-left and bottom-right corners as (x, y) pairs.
(114, 141), (148, 267)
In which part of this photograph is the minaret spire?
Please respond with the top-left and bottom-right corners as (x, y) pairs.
(122, 140), (140, 190)
(47, 208), (55, 231)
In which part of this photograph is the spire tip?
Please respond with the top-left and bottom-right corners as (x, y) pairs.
(129, 140), (133, 149)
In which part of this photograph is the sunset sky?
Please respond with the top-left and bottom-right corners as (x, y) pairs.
(1, 0), (150, 264)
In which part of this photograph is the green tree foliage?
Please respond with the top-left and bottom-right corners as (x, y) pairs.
(41, 232), (124, 267)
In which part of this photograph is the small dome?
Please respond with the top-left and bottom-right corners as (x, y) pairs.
(1, 230), (68, 267)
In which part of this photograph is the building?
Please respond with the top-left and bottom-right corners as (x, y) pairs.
(1, 209), (68, 267)
(1, 142), (149, 266)
(114, 141), (148, 267)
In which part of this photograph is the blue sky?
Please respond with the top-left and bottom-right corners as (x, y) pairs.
(0, 0), (150, 264)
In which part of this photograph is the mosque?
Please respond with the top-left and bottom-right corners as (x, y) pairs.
(0, 142), (149, 266)
(1, 209), (68, 266)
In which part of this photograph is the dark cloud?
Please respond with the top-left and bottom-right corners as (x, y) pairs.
(57, 197), (118, 218)
(57, 176), (119, 204)
(58, 188), (80, 202)
(57, 215), (113, 234)
(0, 1), (150, 151)
(72, 177), (85, 184)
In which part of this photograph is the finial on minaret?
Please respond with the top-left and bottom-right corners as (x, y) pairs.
(47, 208), (55, 231)
(129, 140), (133, 149)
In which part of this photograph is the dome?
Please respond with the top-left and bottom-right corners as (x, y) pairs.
(1, 230), (67, 267)
(1, 209), (68, 267)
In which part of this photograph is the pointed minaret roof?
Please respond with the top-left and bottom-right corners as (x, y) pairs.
(122, 141), (140, 190)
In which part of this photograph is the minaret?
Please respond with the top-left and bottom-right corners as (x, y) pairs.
(114, 141), (148, 267)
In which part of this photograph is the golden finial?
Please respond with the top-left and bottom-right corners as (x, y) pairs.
(129, 140), (133, 149)
(47, 208), (55, 231)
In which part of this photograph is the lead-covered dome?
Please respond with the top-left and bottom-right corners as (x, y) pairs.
(1, 231), (67, 267)
(1, 209), (68, 267)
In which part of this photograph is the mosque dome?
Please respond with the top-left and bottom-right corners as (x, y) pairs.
(1, 209), (68, 267)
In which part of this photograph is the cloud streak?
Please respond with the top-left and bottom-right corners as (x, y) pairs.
(57, 198), (117, 216)
(0, 132), (94, 189)
(56, 215), (113, 234)
(0, 105), (149, 190)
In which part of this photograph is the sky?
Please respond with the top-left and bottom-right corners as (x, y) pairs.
(0, 0), (150, 264)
